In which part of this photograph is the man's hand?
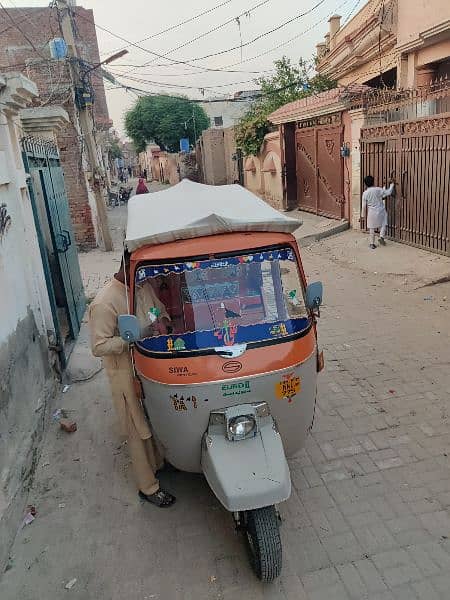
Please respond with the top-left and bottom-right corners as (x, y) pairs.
(157, 317), (171, 335)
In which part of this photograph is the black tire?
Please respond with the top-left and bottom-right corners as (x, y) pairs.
(244, 506), (282, 582)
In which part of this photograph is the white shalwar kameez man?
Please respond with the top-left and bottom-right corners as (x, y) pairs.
(362, 181), (395, 249)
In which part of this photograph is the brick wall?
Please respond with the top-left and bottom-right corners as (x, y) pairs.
(199, 128), (227, 185)
(0, 6), (110, 248)
(223, 127), (239, 184)
(56, 103), (96, 249)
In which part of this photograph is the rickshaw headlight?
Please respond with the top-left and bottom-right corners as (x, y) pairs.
(228, 415), (256, 440)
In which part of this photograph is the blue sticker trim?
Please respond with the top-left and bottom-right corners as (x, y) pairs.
(135, 248), (296, 281)
(136, 317), (310, 353)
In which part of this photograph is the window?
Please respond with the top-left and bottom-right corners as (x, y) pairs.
(134, 246), (309, 354)
(213, 116), (223, 127)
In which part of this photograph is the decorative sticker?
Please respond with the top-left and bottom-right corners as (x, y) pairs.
(275, 373), (301, 403)
(173, 338), (186, 351)
(288, 290), (301, 306)
(135, 248), (296, 281)
(214, 319), (238, 347)
(170, 394), (208, 412)
(148, 306), (161, 323)
(270, 323), (288, 337)
(137, 317), (310, 354)
(222, 381), (251, 397)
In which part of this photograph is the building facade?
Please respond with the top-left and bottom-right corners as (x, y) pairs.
(316, 0), (450, 89)
(199, 91), (259, 129)
(262, 0), (450, 254)
(0, 5), (112, 248)
(0, 72), (81, 571)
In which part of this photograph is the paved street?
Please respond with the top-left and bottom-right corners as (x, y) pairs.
(2, 193), (450, 599)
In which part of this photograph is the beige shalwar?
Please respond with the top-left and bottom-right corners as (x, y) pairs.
(88, 278), (167, 496)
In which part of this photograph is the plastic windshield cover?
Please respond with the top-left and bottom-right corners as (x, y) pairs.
(134, 246), (310, 355)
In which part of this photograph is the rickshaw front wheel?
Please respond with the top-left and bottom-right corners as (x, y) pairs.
(243, 505), (282, 582)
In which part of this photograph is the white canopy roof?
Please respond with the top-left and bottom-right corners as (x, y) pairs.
(125, 179), (301, 252)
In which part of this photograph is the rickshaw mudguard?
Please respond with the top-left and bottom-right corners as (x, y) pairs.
(201, 417), (291, 512)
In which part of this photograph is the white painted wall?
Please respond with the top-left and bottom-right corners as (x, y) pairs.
(199, 99), (253, 129)
(0, 78), (54, 343)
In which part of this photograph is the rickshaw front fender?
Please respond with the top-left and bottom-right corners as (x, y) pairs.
(201, 417), (291, 512)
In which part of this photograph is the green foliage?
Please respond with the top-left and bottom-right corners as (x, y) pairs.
(235, 56), (336, 156)
(108, 140), (123, 160)
(125, 95), (209, 153)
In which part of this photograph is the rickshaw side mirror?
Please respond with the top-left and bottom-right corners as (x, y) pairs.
(305, 281), (323, 311)
(118, 314), (140, 343)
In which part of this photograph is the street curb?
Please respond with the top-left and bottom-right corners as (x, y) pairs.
(415, 274), (450, 290)
(297, 220), (350, 247)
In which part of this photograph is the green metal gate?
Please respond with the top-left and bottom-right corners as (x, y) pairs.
(22, 137), (85, 344)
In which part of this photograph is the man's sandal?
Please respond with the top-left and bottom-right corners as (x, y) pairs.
(139, 489), (176, 508)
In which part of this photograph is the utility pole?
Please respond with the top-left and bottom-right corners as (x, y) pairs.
(192, 107), (197, 145)
(56, 0), (113, 251)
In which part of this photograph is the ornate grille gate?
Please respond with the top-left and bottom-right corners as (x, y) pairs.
(361, 114), (450, 255)
(295, 114), (345, 219)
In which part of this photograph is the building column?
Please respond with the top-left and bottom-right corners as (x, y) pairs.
(348, 107), (367, 229)
(20, 106), (70, 142)
(328, 15), (341, 50)
(397, 55), (409, 89)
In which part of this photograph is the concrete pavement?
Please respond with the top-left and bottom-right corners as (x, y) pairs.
(2, 195), (450, 599)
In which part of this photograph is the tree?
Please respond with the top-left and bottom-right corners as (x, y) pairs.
(125, 95), (209, 153)
(108, 140), (123, 160)
(235, 57), (335, 156)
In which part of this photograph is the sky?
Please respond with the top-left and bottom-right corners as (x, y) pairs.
(8, 0), (365, 135)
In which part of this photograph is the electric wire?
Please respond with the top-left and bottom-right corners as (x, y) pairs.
(220, 0), (353, 70)
(74, 0), (327, 74)
(177, 0), (329, 64)
(100, 0), (234, 57)
(120, 0), (272, 78)
(73, 7), (270, 75)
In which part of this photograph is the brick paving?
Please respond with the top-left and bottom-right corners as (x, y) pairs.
(1, 207), (450, 599)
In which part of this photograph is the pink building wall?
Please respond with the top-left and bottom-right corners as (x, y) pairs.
(244, 132), (283, 210)
(316, 0), (450, 89)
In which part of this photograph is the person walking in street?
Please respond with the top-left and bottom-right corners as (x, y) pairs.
(128, 165), (132, 178)
(88, 252), (176, 508)
(135, 177), (149, 195)
(361, 175), (395, 249)
(143, 168), (148, 181)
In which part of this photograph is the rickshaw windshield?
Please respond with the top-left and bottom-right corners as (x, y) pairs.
(134, 246), (310, 354)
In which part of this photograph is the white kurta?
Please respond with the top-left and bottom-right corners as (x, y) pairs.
(362, 184), (394, 229)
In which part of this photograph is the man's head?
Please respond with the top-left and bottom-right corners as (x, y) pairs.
(115, 249), (131, 285)
(364, 175), (375, 188)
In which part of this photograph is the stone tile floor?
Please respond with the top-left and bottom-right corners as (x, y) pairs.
(2, 197), (450, 599)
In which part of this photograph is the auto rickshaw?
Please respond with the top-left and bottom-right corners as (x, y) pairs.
(119, 180), (324, 582)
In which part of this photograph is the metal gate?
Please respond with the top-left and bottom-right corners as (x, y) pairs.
(361, 114), (450, 255)
(295, 117), (345, 219)
(22, 137), (85, 343)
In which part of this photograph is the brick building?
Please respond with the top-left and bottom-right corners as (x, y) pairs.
(0, 4), (112, 248)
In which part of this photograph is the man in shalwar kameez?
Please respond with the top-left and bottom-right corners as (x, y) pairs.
(361, 175), (395, 249)
(89, 253), (176, 507)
